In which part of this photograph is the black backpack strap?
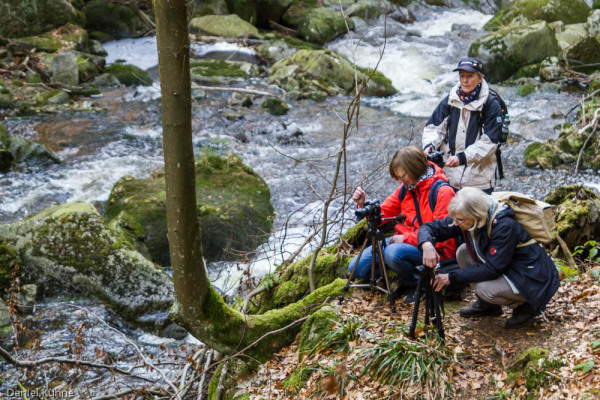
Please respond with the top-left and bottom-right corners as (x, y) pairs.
(398, 185), (408, 202)
(411, 190), (424, 227)
(428, 180), (452, 213)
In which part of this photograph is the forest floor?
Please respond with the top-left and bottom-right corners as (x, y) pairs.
(237, 271), (600, 399)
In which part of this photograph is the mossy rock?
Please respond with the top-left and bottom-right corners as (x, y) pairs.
(11, 23), (89, 53)
(0, 302), (11, 338)
(0, 124), (60, 171)
(0, 94), (14, 109)
(261, 97), (289, 115)
(563, 35), (600, 74)
(190, 58), (258, 84)
(470, 21), (560, 83)
(346, 0), (396, 19)
(545, 185), (600, 251)
(84, 0), (148, 39)
(105, 63), (151, 86)
(555, 22), (587, 50)
(298, 305), (339, 361)
(106, 154), (274, 264)
(256, 35), (322, 64)
(0, 0), (79, 38)
(297, 7), (353, 45)
(484, 0), (591, 31)
(513, 63), (541, 79)
(518, 84), (537, 96)
(188, 0), (230, 17)
(268, 49), (396, 99)
(506, 347), (564, 397)
(189, 14), (260, 38)
(0, 242), (20, 289)
(524, 141), (564, 169)
(0, 202), (174, 330)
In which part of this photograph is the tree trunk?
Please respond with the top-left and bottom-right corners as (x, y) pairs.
(155, 0), (344, 362)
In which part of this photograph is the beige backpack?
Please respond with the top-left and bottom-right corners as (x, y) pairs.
(488, 192), (555, 245)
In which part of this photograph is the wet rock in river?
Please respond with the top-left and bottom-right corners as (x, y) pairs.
(84, 0), (149, 39)
(0, 123), (61, 172)
(189, 14), (260, 38)
(471, 21), (560, 83)
(106, 153), (274, 264)
(0, 202), (175, 331)
(484, 0), (590, 32)
(0, 0), (79, 38)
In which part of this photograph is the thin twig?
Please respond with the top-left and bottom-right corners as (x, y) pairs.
(191, 84), (277, 97)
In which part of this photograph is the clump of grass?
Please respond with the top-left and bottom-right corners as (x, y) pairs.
(310, 315), (362, 356)
(355, 335), (453, 397)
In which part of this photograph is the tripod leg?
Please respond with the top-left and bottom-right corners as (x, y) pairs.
(339, 237), (369, 305)
(431, 291), (446, 340)
(408, 273), (424, 338)
(375, 240), (395, 313)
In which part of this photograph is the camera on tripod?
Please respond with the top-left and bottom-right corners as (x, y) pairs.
(355, 200), (381, 220)
(427, 150), (445, 168)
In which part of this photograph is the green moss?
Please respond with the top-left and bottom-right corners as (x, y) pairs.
(105, 63), (151, 86)
(0, 243), (20, 289)
(282, 365), (313, 394)
(26, 74), (43, 84)
(298, 307), (338, 360)
(506, 347), (563, 399)
(106, 154), (274, 264)
(190, 59), (246, 78)
(514, 63), (541, 79)
(13, 80), (24, 87)
(518, 84), (536, 96)
(485, 0), (591, 31)
(261, 97), (289, 115)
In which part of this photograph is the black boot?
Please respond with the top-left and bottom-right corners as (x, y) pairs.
(506, 303), (537, 328)
(459, 296), (503, 318)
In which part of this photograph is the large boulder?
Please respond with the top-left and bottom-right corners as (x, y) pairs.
(484, 0), (591, 31)
(189, 14), (260, 38)
(0, 0), (79, 38)
(51, 52), (79, 86)
(106, 154), (275, 264)
(545, 186), (600, 252)
(268, 49), (397, 99)
(470, 21), (560, 83)
(227, 0), (295, 27)
(84, 0), (148, 39)
(0, 202), (174, 330)
(554, 22), (587, 50)
(297, 7), (353, 45)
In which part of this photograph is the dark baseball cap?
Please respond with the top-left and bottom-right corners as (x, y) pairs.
(453, 57), (484, 74)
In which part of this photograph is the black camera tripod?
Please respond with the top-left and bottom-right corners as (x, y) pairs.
(338, 211), (403, 313)
(407, 265), (445, 340)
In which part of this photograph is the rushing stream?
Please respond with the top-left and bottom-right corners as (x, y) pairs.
(1, 4), (599, 396)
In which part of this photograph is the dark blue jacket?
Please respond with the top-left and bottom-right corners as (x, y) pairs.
(417, 207), (559, 312)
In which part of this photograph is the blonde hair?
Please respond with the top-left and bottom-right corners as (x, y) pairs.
(389, 146), (429, 181)
(447, 187), (492, 229)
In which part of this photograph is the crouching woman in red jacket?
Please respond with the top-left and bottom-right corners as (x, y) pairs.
(348, 146), (456, 304)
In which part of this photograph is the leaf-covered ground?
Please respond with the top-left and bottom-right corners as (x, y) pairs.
(235, 272), (600, 399)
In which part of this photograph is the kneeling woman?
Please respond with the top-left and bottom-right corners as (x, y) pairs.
(417, 187), (559, 328)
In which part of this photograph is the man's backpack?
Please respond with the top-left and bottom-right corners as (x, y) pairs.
(488, 192), (555, 245)
(483, 89), (510, 179)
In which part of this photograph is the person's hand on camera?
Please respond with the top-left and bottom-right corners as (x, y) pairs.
(352, 187), (366, 208)
(389, 234), (404, 244)
(421, 242), (439, 268)
(445, 156), (460, 167)
(432, 273), (449, 292)
(424, 145), (434, 155)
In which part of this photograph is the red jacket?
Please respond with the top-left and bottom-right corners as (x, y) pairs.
(381, 162), (456, 260)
